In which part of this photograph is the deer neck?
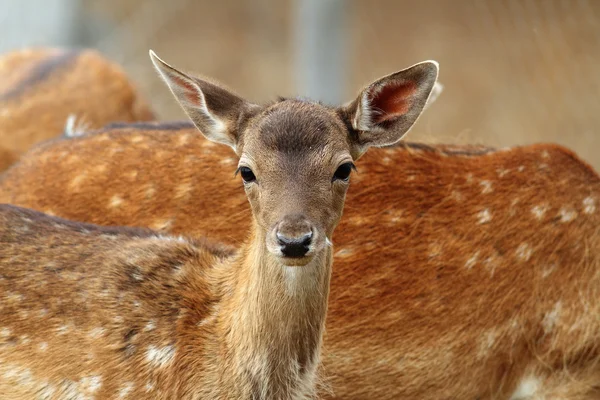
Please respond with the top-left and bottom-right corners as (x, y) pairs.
(216, 222), (332, 398)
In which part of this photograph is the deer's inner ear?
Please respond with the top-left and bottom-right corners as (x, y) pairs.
(370, 81), (418, 124)
(342, 61), (439, 150)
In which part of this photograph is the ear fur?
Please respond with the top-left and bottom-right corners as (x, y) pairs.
(150, 50), (254, 150)
(341, 61), (439, 153)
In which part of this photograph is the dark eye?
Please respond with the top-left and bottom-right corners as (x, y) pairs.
(333, 162), (354, 182)
(239, 166), (256, 183)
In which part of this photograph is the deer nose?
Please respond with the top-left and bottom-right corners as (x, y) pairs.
(277, 231), (312, 258)
(276, 216), (313, 258)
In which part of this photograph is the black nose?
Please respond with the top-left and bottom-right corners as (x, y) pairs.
(277, 231), (312, 258)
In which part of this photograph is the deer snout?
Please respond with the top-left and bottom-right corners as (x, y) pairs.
(274, 215), (314, 259)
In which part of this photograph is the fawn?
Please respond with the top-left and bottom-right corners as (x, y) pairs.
(2, 104), (600, 399)
(0, 47), (155, 172)
(0, 52), (438, 399)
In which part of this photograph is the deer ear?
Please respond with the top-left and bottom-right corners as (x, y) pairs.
(341, 61), (439, 153)
(149, 50), (253, 150)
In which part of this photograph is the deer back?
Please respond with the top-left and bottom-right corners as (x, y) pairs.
(1, 123), (600, 399)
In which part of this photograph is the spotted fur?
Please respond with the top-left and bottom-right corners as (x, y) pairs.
(2, 120), (600, 398)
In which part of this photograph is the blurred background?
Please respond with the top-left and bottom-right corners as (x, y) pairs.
(0, 0), (598, 169)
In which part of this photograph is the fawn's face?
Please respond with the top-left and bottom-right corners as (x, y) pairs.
(150, 51), (438, 266)
(237, 101), (354, 264)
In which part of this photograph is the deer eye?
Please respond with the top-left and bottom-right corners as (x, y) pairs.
(333, 162), (354, 182)
(239, 167), (256, 183)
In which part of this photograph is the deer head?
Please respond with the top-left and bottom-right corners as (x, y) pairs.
(150, 51), (438, 267)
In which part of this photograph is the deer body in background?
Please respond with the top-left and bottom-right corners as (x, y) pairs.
(0, 53), (439, 399)
(2, 122), (600, 398)
(0, 47), (155, 172)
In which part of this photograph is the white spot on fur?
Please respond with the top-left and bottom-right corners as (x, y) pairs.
(542, 301), (562, 334)
(38, 342), (48, 352)
(478, 329), (497, 358)
(145, 381), (155, 392)
(1, 327), (11, 337)
(477, 208), (492, 224)
(541, 263), (556, 279)
(385, 209), (404, 223)
(483, 255), (498, 276)
(151, 218), (173, 232)
(130, 135), (144, 143)
(6, 366), (33, 385)
(480, 180), (493, 194)
(118, 382), (134, 398)
(541, 150), (550, 159)
(451, 190), (464, 202)
(146, 345), (176, 368)
(39, 308), (48, 317)
(57, 325), (70, 335)
(131, 267), (143, 281)
(583, 196), (596, 214)
(177, 133), (190, 147)
(516, 243), (532, 262)
(559, 207), (577, 223)
(465, 173), (474, 184)
(144, 320), (156, 332)
(110, 195), (124, 208)
(465, 251), (480, 269)
(19, 335), (30, 345)
(510, 376), (540, 399)
(70, 174), (87, 189)
(6, 292), (23, 302)
(531, 205), (547, 220)
(79, 376), (102, 393)
(88, 327), (106, 339)
(39, 383), (56, 398)
(518, 165), (525, 172)
(220, 157), (236, 165)
(496, 168), (509, 178)
(127, 170), (138, 179)
(175, 182), (193, 199)
(145, 184), (157, 199)
(428, 242), (442, 258)
(334, 248), (354, 258)
(382, 156), (392, 165)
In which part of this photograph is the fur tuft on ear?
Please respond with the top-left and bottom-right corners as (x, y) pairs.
(149, 50), (253, 150)
(342, 61), (439, 152)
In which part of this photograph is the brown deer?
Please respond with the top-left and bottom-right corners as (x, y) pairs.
(0, 52), (439, 399)
(2, 85), (600, 399)
(0, 47), (155, 171)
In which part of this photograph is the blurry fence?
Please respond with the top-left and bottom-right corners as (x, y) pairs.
(1, 0), (599, 169)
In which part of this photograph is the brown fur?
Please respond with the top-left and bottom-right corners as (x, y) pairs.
(0, 55), (441, 398)
(0, 47), (155, 171)
(1, 122), (600, 399)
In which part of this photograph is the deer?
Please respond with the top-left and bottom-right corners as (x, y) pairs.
(0, 47), (155, 172)
(2, 79), (600, 399)
(0, 51), (441, 399)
